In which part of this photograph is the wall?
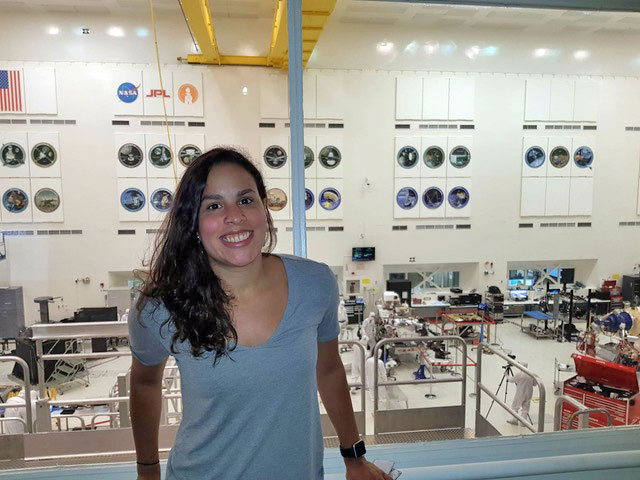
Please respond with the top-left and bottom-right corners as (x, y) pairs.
(1, 10), (639, 324)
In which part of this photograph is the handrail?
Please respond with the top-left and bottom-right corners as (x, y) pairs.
(0, 417), (28, 434)
(51, 415), (86, 431)
(89, 413), (120, 429)
(0, 355), (33, 433)
(567, 408), (613, 430)
(372, 336), (467, 421)
(554, 395), (589, 430)
(338, 341), (366, 418)
(476, 343), (547, 433)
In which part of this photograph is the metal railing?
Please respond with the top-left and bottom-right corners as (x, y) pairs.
(0, 417), (27, 434)
(475, 343), (547, 434)
(0, 355), (34, 433)
(554, 395), (613, 430)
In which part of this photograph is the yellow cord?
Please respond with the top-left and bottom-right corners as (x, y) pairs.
(149, 0), (178, 185)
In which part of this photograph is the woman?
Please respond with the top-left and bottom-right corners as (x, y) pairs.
(129, 148), (390, 480)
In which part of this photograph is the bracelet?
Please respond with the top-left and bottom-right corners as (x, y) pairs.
(136, 460), (160, 466)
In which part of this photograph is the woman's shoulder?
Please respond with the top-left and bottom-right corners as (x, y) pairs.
(131, 293), (173, 329)
(276, 254), (335, 289)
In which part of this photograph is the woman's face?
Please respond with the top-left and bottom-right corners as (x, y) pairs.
(198, 163), (268, 269)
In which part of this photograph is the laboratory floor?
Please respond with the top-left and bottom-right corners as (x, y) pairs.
(0, 319), (588, 437)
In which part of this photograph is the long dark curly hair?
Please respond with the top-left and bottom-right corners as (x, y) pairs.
(137, 147), (277, 362)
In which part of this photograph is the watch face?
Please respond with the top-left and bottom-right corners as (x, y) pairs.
(2, 188), (29, 213)
(422, 186), (444, 209)
(397, 146), (419, 169)
(396, 187), (418, 210)
(178, 144), (202, 168)
(574, 146), (594, 168)
(264, 145), (288, 169)
(449, 146), (470, 169)
(525, 146), (545, 168)
(34, 188), (60, 213)
(448, 186), (470, 209)
(424, 146), (444, 169)
(118, 143), (143, 168)
(319, 146), (341, 169)
(304, 146), (314, 168)
(149, 144), (172, 168)
(304, 188), (314, 210)
(31, 143), (57, 168)
(550, 146), (570, 168)
(1, 143), (26, 167)
(266, 188), (288, 211)
(120, 188), (146, 212)
(319, 187), (341, 210)
(150, 188), (173, 212)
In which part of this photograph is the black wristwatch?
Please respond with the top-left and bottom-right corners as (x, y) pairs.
(340, 439), (366, 459)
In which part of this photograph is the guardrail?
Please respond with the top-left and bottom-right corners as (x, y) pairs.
(475, 343), (546, 434)
(553, 395), (613, 430)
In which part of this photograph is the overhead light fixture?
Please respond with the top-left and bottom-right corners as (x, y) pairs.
(242, 87), (248, 96)
(376, 41), (393, 54)
(47, 26), (60, 35)
(534, 48), (548, 58)
(107, 26), (125, 38)
(404, 41), (418, 54)
(424, 41), (439, 55)
(574, 50), (590, 60)
(482, 46), (499, 57)
(135, 28), (149, 37)
(440, 42), (457, 56)
(465, 45), (480, 60)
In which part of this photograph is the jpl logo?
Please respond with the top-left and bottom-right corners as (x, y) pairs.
(117, 82), (140, 103)
(146, 89), (170, 98)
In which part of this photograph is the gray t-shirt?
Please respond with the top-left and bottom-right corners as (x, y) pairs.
(129, 255), (340, 480)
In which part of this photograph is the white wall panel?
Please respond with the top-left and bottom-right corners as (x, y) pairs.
(394, 137), (420, 178)
(304, 137), (317, 180)
(23, 67), (57, 115)
(115, 133), (146, 178)
(637, 178), (640, 216)
(545, 177), (570, 216)
(520, 177), (546, 217)
(259, 73), (288, 119)
(547, 137), (572, 177)
(448, 77), (475, 120)
(395, 77), (422, 120)
(549, 79), (575, 122)
(145, 133), (176, 178)
(147, 178), (176, 223)
(316, 74), (344, 119)
(569, 177), (593, 216)
(525, 79), (550, 121)
(303, 72), (317, 119)
(261, 135), (290, 179)
(447, 136), (473, 178)
(0, 132), (30, 178)
(419, 178), (446, 218)
(570, 137), (596, 177)
(573, 81), (599, 122)
(174, 134), (205, 177)
(142, 69), (174, 116)
(445, 178), (471, 218)
(0, 178), (32, 223)
(394, 178), (420, 219)
(112, 68), (143, 116)
(522, 137), (548, 177)
(316, 179), (343, 220)
(173, 71), (203, 117)
(305, 178), (317, 220)
(117, 178), (148, 222)
(316, 135), (343, 179)
(30, 177), (63, 223)
(27, 132), (61, 178)
(420, 137), (447, 178)
(422, 77), (449, 120)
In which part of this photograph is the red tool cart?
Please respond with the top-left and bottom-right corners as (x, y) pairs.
(561, 353), (640, 429)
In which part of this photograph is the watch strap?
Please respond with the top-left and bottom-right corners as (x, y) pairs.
(340, 439), (366, 458)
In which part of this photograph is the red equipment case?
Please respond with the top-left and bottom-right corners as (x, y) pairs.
(561, 354), (640, 429)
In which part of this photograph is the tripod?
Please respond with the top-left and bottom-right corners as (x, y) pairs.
(486, 362), (513, 417)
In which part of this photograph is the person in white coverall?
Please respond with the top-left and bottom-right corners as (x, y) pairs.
(362, 312), (377, 353)
(506, 362), (534, 425)
(338, 299), (349, 340)
(365, 349), (388, 404)
(350, 335), (368, 389)
(2, 388), (35, 434)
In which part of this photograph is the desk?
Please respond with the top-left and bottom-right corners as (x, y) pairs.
(503, 300), (539, 317)
(521, 311), (555, 339)
(440, 312), (493, 341)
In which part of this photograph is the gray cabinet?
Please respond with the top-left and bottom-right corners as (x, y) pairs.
(0, 286), (25, 339)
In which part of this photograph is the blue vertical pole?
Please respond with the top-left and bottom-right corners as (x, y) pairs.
(287, 0), (307, 258)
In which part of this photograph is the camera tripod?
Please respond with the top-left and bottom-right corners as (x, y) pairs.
(487, 362), (532, 424)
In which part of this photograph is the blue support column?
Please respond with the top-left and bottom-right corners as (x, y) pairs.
(287, 0), (307, 258)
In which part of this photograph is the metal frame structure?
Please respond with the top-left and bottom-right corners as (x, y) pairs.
(371, 0), (640, 12)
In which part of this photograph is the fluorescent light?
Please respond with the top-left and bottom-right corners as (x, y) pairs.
(465, 46), (480, 60)
(424, 41), (439, 55)
(47, 26), (60, 35)
(135, 28), (149, 37)
(404, 41), (417, 54)
(376, 41), (393, 54)
(534, 48), (548, 58)
(242, 87), (248, 96)
(483, 46), (498, 57)
(107, 26), (125, 37)
(574, 50), (590, 60)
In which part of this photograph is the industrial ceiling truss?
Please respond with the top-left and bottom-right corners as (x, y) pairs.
(371, 0), (640, 13)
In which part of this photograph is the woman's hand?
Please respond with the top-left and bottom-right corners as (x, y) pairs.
(345, 458), (393, 480)
(136, 463), (161, 480)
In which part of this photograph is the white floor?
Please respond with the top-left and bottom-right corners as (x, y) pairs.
(1, 320), (586, 437)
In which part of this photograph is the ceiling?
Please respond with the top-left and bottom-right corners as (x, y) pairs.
(2, 0), (640, 33)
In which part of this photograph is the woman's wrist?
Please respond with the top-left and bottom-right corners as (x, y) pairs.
(136, 459), (160, 466)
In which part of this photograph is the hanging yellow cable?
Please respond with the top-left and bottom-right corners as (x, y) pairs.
(149, 0), (178, 185)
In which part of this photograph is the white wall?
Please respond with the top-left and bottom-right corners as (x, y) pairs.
(1, 10), (640, 323)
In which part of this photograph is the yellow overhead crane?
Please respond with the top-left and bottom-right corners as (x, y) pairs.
(180, 0), (336, 69)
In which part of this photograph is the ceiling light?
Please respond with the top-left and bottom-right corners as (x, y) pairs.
(534, 48), (547, 58)
(107, 26), (125, 38)
(242, 87), (248, 96)
(404, 41), (417, 54)
(47, 26), (59, 35)
(482, 46), (499, 57)
(424, 41), (439, 55)
(440, 42), (457, 56)
(574, 50), (590, 60)
(376, 41), (393, 54)
(136, 28), (149, 37)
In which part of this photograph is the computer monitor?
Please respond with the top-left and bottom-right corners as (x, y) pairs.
(560, 268), (575, 284)
(74, 307), (118, 323)
(352, 247), (375, 262)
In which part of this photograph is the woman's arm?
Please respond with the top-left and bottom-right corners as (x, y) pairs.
(317, 339), (391, 480)
(130, 356), (167, 480)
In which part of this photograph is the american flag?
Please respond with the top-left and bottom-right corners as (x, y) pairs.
(0, 70), (23, 112)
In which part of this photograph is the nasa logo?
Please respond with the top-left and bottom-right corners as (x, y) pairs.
(117, 82), (140, 103)
(178, 84), (199, 105)
(146, 89), (170, 98)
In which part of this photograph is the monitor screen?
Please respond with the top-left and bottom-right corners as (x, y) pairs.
(352, 247), (375, 262)
(560, 268), (575, 284)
